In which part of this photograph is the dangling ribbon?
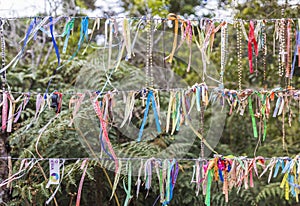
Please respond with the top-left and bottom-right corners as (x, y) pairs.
(62, 18), (75, 54)
(155, 160), (164, 203)
(49, 17), (60, 67)
(68, 93), (85, 126)
(248, 20), (258, 74)
(6, 92), (17, 133)
(34, 93), (45, 121)
(110, 159), (122, 200)
(123, 18), (132, 61)
(204, 169), (213, 206)
(78, 17), (89, 51)
(198, 20), (222, 84)
(196, 86), (201, 112)
(123, 161), (132, 206)
(0, 159), (37, 188)
(257, 93), (268, 141)
(137, 90), (161, 142)
(136, 159), (143, 198)
(176, 19), (193, 72)
(75, 159), (88, 206)
(162, 159), (178, 206)
(120, 91), (136, 128)
(0, 17), (50, 74)
(165, 13), (178, 64)
(171, 92), (181, 135)
(98, 93), (114, 159)
(45, 17), (81, 94)
(248, 95), (258, 138)
(291, 22), (300, 79)
(144, 158), (154, 197)
(90, 17), (100, 41)
(1, 91), (8, 132)
(166, 91), (175, 133)
(14, 92), (30, 123)
(21, 18), (36, 54)
(90, 92), (118, 173)
(169, 161), (179, 203)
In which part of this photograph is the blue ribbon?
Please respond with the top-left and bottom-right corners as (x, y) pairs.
(22, 19), (36, 54)
(137, 91), (161, 142)
(49, 17), (60, 66)
(273, 159), (281, 178)
(282, 159), (292, 174)
(196, 87), (201, 111)
(218, 169), (224, 182)
(99, 101), (113, 159)
(291, 29), (300, 79)
(78, 17), (89, 51)
(137, 91), (152, 142)
(45, 17), (89, 96)
(290, 175), (296, 197)
(151, 92), (162, 134)
(163, 160), (178, 206)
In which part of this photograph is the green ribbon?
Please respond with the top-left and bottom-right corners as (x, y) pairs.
(248, 96), (258, 138)
(257, 93), (268, 141)
(166, 160), (171, 202)
(123, 161), (132, 206)
(205, 169), (213, 206)
(62, 18), (75, 54)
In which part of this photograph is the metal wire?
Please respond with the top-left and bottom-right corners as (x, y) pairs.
(0, 156), (296, 161)
(0, 86), (299, 96)
(0, 15), (300, 23)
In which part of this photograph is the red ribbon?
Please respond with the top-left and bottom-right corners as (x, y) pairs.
(248, 20), (258, 74)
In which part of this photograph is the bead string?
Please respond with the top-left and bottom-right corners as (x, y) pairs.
(279, 19), (285, 78)
(0, 19), (6, 92)
(236, 21), (242, 91)
(200, 105), (205, 159)
(145, 19), (150, 88)
(220, 23), (227, 86)
(149, 19), (154, 88)
(263, 25), (267, 84)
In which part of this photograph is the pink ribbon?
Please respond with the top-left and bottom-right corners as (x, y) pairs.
(2, 92), (8, 131)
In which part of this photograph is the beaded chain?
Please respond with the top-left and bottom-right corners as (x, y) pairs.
(236, 21), (242, 91)
(0, 19), (6, 91)
(200, 105), (205, 159)
(149, 20), (153, 88)
(279, 18), (286, 77)
(220, 23), (227, 86)
(262, 23), (267, 84)
(145, 19), (150, 88)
